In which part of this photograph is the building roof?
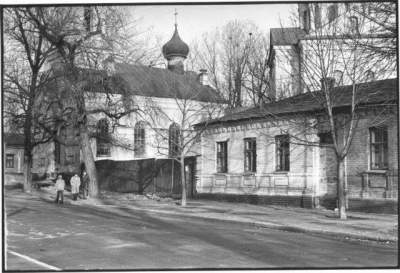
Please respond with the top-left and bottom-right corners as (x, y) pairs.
(107, 63), (226, 103)
(270, 27), (306, 46)
(162, 26), (190, 60)
(198, 78), (398, 126)
(4, 133), (24, 147)
(79, 62), (225, 103)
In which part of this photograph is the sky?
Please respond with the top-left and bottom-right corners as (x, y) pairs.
(130, 3), (297, 45)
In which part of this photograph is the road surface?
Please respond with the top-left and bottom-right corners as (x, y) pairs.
(5, 191), (398, 270)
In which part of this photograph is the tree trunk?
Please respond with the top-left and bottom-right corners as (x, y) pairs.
(23, 154), (33, 193)
(80, 126), (99, 197)
(337, 159), (347, 219)
(180, 158), (187, 207)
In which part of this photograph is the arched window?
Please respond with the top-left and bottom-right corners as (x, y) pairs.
(366, 70), (375, 81)
(96, 118), (110, 157)
(169, 123), (181, 157)
(333, 70), (343, 86)
(314, 4), (321, 29)
(134, 121), (146, 157)
(349, 16), (359, 34)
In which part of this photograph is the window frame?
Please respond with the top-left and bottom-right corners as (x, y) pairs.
(349, 16), (359, 34)
(318, 132), (334, 145)
(314, 4), (321, 29)
(134, 121), (146, 157)
(369, 127), (388, 170)
(216, 141), (228, 173)
(96, 118), (111, 157)
(275, 135), (290, 172)
(6, 154), (15, 169)
(327, 4), (338, 24)
(244, 138), (257, 173)
(169, 123), (181, 158)
(333, 70), (343, 86)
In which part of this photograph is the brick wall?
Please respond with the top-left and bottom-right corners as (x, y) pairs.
(198, 107), (398, 211)
(198, 118), (320, 200)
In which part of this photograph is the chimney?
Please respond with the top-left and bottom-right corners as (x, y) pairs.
(320, 77), (335, 92)
(198, 69), (209, 85)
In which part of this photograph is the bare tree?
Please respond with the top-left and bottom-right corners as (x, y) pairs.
(243, 34), (272, 105)
(189, 20), (270, 108)
(350, 2), (396, 62)
(137, 73), (224, 206)
(269, 3), (396, 219)
(20, 6), (151, 197)
(3, 8), (60, 192)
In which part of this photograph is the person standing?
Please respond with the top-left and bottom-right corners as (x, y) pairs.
(70, 174), (81, 201)
(81, 171), (89, 199)
(55, 174), (65, 204)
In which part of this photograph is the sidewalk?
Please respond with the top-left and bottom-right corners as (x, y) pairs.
(31, 186), (399, 243)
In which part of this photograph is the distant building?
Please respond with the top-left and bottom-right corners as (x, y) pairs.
(195, 79), (398, 213)
(3, 133), (25, 185)
(268, 2), (395, 100)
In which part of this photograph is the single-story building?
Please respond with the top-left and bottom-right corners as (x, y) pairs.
(4, 133), (25, 186)
(195, 79), (398, 213)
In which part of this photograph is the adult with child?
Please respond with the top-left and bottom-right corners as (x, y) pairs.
(70, 174), (81, 201)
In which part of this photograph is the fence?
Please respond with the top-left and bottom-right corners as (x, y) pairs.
(95, 157), (196, 196)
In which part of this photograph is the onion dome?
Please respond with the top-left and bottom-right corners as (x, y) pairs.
(162, 26), (189, 60)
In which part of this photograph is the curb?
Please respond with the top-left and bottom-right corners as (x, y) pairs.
(25, 190), (398, 244)
(90, 201), (398, 244)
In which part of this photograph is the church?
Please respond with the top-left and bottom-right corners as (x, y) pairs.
(28, 21), (225, 186)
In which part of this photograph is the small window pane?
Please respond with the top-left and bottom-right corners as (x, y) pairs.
(276, 135), (290, 171)
(370, 127), (388, 169)
(244, 138), (257, 172)
(6, 154), (15, 168)
(217, 141), (228, 173)
(134, 121), (146, 157)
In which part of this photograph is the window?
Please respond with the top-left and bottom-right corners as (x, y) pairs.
(6, 154), (15, 168)
(328, 4), (338, 23)
(366, 70), (375, 81)
(318, 132), (334, 145)
(370, 127), (388, 169)
(349, 16), (359, 34)
(169, 123), (180, 157)
(217, 141), (228, 173)
(345, 3), (350, 12)
(84, 7), (92, 32)
(134, 121), (146, 157)
(97, 118), (111, 157)
(302, 9), (310, 33)
(54, 141), (61, 164)
(39, 157), (46, 167)
(66, 154), (75, 164)
(244, 138), (257, 172)
(314, 4), (321, 29)
(276, 135), (290, 171)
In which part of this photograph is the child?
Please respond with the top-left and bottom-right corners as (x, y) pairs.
(55, 174), (65, 204)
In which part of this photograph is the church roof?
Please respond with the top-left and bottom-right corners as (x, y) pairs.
(92, 63), (225, 103)
(197, 78), (398, 126)
(162, 26), (189, 60)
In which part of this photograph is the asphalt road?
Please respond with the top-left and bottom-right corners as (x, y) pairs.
(5, 192), (398, 270)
